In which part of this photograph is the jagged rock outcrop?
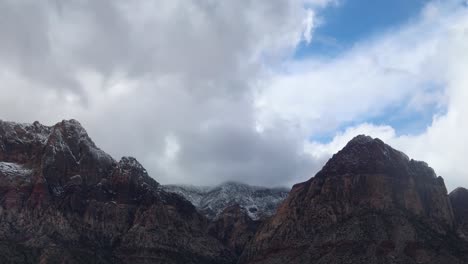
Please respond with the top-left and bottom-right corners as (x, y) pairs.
(208, 204), (260, 255)
(240, 135), (468, 264)
(163, 182), (289, 220)
(0, 120), (235, 264)
(450, 187), (468, 240)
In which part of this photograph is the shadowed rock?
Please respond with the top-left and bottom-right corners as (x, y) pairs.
(208, 204), (260, 255)
(450, 187), (468, 240)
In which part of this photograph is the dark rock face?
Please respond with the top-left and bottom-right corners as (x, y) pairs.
(0, 120), (235, 264)
(240, 135), (468, 264)
(450, 187), (468, 240)
(208, 204), (260, 256)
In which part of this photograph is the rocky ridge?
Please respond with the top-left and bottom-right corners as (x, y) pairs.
(0, 119), (235, 264)
(163, 182), (289, 220)
(2, 120), (468, 264)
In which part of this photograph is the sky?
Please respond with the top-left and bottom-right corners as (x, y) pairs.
(0, 0), (467, 190)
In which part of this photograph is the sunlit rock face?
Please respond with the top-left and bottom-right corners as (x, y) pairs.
(240, 135), (468, 264)
(0, 119), (236, 264)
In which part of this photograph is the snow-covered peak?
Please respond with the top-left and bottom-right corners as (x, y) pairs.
(163, 182), (289, 220)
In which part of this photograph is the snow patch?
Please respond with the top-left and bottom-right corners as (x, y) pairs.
(163, 182), (289, 220)
(0, 162), (33, 180)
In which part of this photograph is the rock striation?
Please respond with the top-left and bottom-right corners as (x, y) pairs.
(0, 120), (235, 264)
(240, 135), (468, 264)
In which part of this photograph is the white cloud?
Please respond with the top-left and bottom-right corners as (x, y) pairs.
(257, 1), (468, 189)
(256, 2), (464, 136)
(302, 9), (315, 44)
(0, 0), (329, 187)
(1, 0), (466, 190)
(305, 123), (396, 159)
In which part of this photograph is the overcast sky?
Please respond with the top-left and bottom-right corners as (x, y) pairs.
(0, 0), (467, 190)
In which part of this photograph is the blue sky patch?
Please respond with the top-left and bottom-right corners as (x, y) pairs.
(296, 0), (430, 58)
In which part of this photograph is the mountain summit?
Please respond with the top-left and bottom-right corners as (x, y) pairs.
(240, 135), (467, 264)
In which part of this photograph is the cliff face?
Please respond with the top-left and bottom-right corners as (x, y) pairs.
(0, 120), (235, 264)
(240, 135), (468, 264)
(450, 187), (468, 240)
(208, 204), (260, 256)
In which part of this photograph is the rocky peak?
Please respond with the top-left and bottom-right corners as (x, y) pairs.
(41, 120), (115, 194)
(0, 120), (51, 164)
(450, 187), (468, 201)
(110, 156), (160, 202)
(310, 135), (453, 225)
(0, 119), (237, 263)
(317, 135), (412, 178)
(240, 135), (462, 264)
(116, 156), (149, 177)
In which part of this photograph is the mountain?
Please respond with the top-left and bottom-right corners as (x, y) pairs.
(239, 135), (468, 264)
(0, 120), (235, 264)
(162, 182), (289, 220)
(3, 120), (468, 264)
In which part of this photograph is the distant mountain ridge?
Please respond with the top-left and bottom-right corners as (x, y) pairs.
(163, 182), (289, 220)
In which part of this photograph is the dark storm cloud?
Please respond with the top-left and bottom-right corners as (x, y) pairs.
(0, 0), (316, 187)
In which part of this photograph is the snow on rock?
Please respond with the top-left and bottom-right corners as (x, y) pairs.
(0, 162), (32, 180)
(163, 182), (289, 220)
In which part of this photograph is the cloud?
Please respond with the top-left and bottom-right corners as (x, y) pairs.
(1, 0), (466, 190)
(302, 9), (315, 44)
(298, 1), (468, 190)
(0, 0), (328, 187)
(255, 1), (465, 137)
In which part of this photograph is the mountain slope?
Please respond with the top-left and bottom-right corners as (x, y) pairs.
(0, 119), (235, 264)
(163, 182), (289, 220)
(240, 135), (468, 264)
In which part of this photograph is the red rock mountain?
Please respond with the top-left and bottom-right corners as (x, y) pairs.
(2, 121), (468, 264)
(0, 120), (235, 264)
(239, 135), (468, 264)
